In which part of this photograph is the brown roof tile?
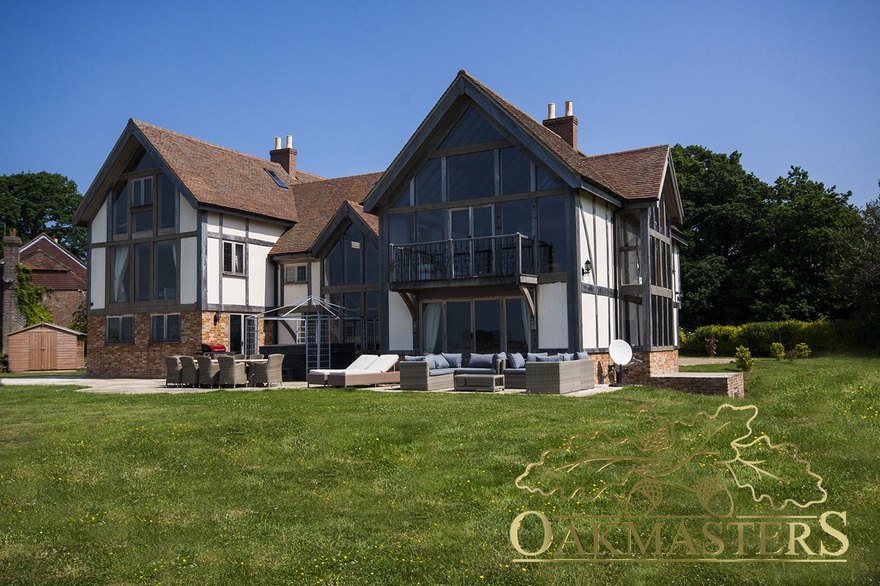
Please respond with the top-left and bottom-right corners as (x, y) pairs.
(19, 234), (87, 291)
(134, 120), (324, 224)
(584, 145), (670, 201)
(270, 172), (384, 255)
(463, 72), (669, 201)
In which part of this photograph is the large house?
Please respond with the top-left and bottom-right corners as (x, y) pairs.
(73, 71), (684, 382)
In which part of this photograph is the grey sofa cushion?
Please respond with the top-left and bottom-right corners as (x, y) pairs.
(575, 351), (590, 360)
(509, 352), (526, 369)
(467, 353), (494, 368)
(429, 368), (457, 376)
(441, 352), (463, 368)
(431, 353), (451, 369)
(527, 352), (549, 362)
(536, 354), (562, 362)
(455, 367), (495, 375)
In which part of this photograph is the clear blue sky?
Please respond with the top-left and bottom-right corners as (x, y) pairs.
(1, 1), (877, 208)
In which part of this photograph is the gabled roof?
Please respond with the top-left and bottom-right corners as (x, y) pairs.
(74, 120), (324, 226)
(362, 71), (678, 215)
(270, 172), (383, 257)
(9, 322), (86, 338)
(19, 233), (87, 291)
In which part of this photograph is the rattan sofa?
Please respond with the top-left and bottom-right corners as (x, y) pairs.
(399, 353), (502, 391)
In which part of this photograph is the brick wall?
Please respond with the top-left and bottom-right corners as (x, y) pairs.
(43, 291), (85, 329)
(87, 311), (273, 378)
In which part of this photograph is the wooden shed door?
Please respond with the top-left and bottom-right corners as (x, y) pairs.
(28, 331), (57, 371)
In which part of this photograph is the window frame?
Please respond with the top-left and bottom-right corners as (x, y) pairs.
(283, 264), (308, 284)
(223, 241), (246, 276)
(106, 315), (135, 344)
(150, 313), (181, 343)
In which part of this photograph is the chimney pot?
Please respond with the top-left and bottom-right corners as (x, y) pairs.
(547, 103), (556, 119)
(565, 100), (573, 117)
(275, 137), (281, 150)
(286, 135), (293, 149)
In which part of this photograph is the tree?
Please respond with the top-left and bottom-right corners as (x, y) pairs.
(828, 187), (880, 351)
(671, 145), (770, 328)
(749, 167), (861, 321)
(0, 172), (85, 260)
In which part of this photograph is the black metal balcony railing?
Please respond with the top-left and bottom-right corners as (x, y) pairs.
(390, 233), (545, 283)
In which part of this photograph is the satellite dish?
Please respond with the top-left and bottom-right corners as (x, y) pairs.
(609, 339), (633, 365)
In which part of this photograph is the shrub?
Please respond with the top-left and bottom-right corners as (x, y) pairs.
(795, 343), (812, 358)
(735, 346), (754, 371)
(770, 342), (786, 361)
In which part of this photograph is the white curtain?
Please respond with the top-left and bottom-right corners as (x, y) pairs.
(113, 247), (129, 303)
(422, 303), (441, 353)
(520, 298), (531, 352)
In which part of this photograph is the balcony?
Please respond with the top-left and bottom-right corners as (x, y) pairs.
(389, 233), (546, 290)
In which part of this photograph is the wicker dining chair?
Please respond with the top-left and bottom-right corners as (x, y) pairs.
(218, 355), (248, 388)
(196, 355), (220, 388)
(179, 356), (199, 388)
(164, 356), (183, 387)
(250, 354), (283, 387)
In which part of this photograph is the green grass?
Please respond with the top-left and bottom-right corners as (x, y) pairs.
(1, 357), (879, 584)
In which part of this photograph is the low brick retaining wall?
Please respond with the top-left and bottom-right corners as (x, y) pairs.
(649, 372), (745, 399)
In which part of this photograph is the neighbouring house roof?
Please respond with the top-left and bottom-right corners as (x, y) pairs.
(270, 172), (384, 256)
(74, 120), (324, 226)
(19, 234), (87, 291)
(363, 71), (678, 215)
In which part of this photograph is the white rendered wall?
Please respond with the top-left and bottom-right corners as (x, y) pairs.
(206, 237), (220, 304)
(92, 199), (108, 244)
(179, 193), (198, 232)
(537, 282), (568, 348)
(90, 247), (105, 310)
(180, 237), (198, 304)
(248, 243), (271, 307)
(388, 293), (413, 352)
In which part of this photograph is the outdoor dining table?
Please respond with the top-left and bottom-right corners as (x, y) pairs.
(235, 358), (268, 384)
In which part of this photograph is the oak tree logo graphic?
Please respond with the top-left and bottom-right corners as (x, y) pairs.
(516, 404), (826, 517)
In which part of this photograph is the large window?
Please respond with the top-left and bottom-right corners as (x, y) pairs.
(223, 241), (245, 275)
(150, 314), (180, 343)
(109, 240), (177, 304)
(420, 298), (529, 354)
(106, 316), (135, 344)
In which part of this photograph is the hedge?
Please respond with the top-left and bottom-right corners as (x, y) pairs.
(679, 320), (862, 356)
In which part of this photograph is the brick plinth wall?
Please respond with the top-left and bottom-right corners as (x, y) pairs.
(649, 373), (745, 399)
(87, 311), (271, 378)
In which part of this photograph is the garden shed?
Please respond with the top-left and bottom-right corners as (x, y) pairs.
(6, 323), (86, 373)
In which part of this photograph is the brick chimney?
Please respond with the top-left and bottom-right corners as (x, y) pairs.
(2, 229), (26, 354)
(270, 135), (297, 177)
(542, 101), (578, 151)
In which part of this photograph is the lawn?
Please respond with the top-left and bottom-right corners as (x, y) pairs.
(1, 357), (879, 585)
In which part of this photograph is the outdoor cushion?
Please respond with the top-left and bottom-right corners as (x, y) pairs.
(527, 352), (549, 362)
(441, 352), (463, 368)
(575, 351), (590, 360)
(432, 353), (451, 369)
(503, 368), (526, 375)
(467, 353), (493, 368)
(429, 368), (457, 376)
(366, 354), (400, 373)
(493, 351), (507, 366)
(404, 355), (426, 361)
(536, 354), (562, 362)
(559, 353), (574, 361)
(455, 367), (495, 375)
(509, 352), (526, 369)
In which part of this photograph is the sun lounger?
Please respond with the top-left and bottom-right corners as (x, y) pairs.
(307, 354), (379, 387)
(325, 354), (400, 387)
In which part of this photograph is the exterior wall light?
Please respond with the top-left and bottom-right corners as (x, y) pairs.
(582, 260), (592, 276)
